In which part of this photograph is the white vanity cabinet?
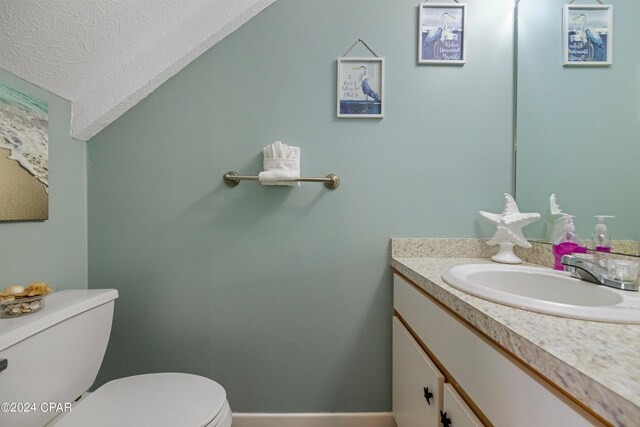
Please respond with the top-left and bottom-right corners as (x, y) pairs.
(393, 273), (605, 427)
(393, 317), (444, 427)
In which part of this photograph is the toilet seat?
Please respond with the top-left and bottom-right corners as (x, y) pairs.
(50, 373), (231, 427)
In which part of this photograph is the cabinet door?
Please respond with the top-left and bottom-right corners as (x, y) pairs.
(440, 384), (484, 427)
(393, 316), (444, 427)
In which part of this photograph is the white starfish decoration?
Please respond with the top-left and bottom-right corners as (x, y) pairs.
(549, 193), (563, 216)
(480, 193), (540, 249)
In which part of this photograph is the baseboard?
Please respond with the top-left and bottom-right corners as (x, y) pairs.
(232, 412), (397, 427)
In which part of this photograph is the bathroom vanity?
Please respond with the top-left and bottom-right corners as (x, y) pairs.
(391, 239), (640, 427)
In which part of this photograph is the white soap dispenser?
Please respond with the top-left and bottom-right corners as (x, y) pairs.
(592, 215), (614, 253)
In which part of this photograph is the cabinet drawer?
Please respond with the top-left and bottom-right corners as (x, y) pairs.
(394, 274), (602, 427)
(441, 384), (484, 427)
(393, 316), (444, 427)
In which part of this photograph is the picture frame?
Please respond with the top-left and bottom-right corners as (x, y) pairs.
(418, 2), (466, 65)
(563, 4), (613, 66)
(337, 57), (384, 118)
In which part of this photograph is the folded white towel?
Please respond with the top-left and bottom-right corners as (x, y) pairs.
(258, 141), (300, 186)
(258, 170), (299, 186)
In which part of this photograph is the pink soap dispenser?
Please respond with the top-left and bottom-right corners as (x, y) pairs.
(552, 215), (587, 270)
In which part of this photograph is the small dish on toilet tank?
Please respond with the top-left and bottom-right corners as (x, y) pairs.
(0, 282), (53, 318)
(0, 294), (45, 317)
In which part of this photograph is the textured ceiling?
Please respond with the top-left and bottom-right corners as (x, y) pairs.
(0, 0), (275, 140)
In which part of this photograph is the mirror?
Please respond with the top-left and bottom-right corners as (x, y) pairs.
(515, 0), (640, 256)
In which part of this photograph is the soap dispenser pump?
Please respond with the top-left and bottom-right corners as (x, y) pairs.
(592, 215), (615, 253)
(552, 215), (587, 270)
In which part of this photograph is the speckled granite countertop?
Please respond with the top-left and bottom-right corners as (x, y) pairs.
(391, 239), (640, 427)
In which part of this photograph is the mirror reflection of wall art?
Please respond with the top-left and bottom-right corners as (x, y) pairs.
(0, 83), (49, 221)
(564, 5), (613, 66)
(418, 3), (466, 64)
(337, 57), (384, 118)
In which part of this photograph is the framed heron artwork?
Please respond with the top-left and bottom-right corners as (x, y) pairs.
(337, 57), (384, 118)
(0, 83), (49, 221)
(418, 3), (466, 65)
(563, 4), (612, 66)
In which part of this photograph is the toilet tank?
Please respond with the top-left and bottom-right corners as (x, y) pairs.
(0, 289), (118, 427)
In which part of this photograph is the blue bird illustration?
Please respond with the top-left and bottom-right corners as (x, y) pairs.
(352, 66), (380, 102)
(572, 14), (605, 60)
(585, 29), (604, 49)
(423, 27), (443, 49)
(422, 13), (456, 60)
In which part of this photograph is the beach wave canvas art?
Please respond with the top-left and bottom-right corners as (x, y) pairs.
(0, 83), (49, 221)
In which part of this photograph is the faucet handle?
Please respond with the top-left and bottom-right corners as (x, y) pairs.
(604, 259), (639, 283)
(561, 254), (576, 267)
(573, 253), (595, 262)
(562, 253), (595, 270)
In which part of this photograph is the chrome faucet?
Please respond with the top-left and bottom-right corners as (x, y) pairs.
(561, 254), (638, 291)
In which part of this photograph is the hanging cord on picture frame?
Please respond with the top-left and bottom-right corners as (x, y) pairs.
(342, 39), (380, 57)
(568, 0), (604, 4)
(422, 0), (460, 3)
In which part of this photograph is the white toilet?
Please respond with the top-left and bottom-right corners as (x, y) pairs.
(0, 289), (233, 427)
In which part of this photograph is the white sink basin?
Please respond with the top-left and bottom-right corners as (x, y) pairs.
(441, 264), (640, 323)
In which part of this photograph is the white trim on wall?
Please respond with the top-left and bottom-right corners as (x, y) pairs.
(232, 412), (397, 427)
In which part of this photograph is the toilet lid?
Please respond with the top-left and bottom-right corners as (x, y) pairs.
(54, 373), (227, 427)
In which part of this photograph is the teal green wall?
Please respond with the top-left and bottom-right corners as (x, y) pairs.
(0, 70), (87, 289)
(88, 0), (515, 412)
(516, 0), (640, 242)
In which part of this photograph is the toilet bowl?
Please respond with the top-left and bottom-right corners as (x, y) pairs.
(0, 289), (232, 427)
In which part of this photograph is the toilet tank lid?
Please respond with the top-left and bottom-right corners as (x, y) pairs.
(0, 289), (118, 351)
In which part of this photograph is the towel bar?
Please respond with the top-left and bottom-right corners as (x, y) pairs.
(223, 171), (340, 189)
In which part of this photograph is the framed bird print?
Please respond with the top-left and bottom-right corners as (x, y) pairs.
(563, 5), (612, 66)
(337, 57), (384, 118)
(418, 3), (466, 64)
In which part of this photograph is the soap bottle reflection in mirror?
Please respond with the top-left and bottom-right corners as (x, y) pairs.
(552, 215), (587, 270)
(591, 215), (614, 253)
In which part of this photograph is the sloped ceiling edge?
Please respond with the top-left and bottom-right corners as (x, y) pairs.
(73, 0), (275, 141)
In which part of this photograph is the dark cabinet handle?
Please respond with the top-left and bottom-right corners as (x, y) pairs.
(440, 410), (452, 427)
(423, 386), (433, 405)
(0, 358), (7, 373)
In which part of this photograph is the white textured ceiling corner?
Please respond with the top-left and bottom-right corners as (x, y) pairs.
(0, 0), (275, 141)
